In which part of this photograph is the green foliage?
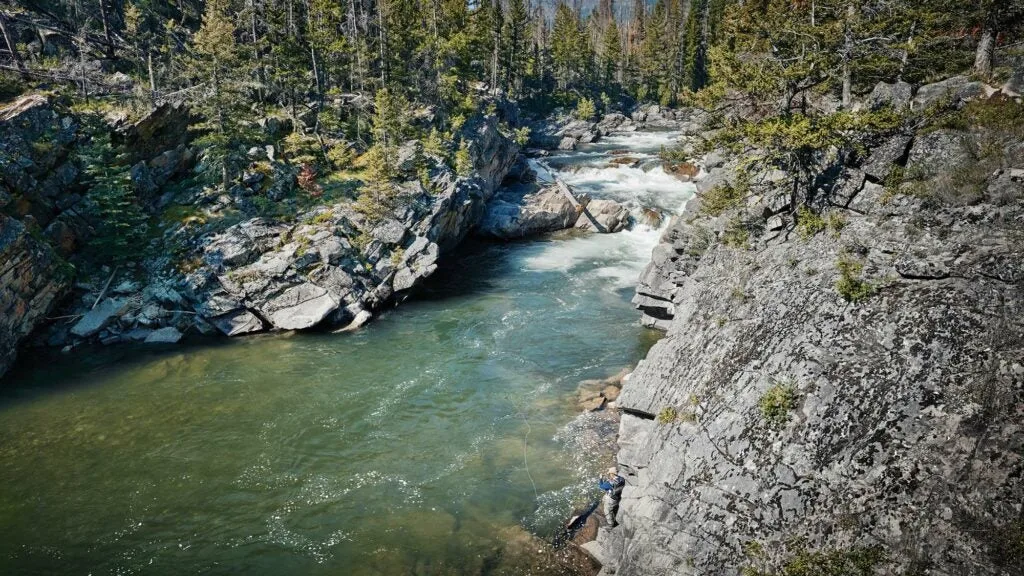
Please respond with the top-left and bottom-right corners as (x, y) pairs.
(308, 210), (334, 225)
(722, 215), (750, 249)
(796, 206), (826, 240)
(187, 0), (253, 189)
(758, 380), (797, 428)
(354, 145), (397, 222)
(743, 543), (885, 576)
(835, 253), (875, 303)
(700, 177), (749, 217)
(826, 213), (847, 238)
(282, 133), (323, 166)
(575, 97), (596, 121)
(656, 406), (678, 424)
(0, 70), (26, 101)
(512, 127), (531, 147)
(422, 128), (449, 161)
(326, 142), (358, 170)
(79, 125), (150, 265)
(390, 247), (405, 267)
(455, 141), (473, 177)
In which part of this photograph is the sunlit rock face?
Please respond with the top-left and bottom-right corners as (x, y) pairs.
(604, 93), (1024, 575)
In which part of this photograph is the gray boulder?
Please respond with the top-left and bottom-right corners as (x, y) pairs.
(478, 185), (581, 239)
(912, 76), (993, 110)
(70, 298), (126, 338)
(576, 199), (632, 233)
(259, 283), (339, 330)
(867, 81), (913, 110)
(210, 309), (265, 336)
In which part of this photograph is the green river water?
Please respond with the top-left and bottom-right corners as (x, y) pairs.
(0, 133), (694, 575)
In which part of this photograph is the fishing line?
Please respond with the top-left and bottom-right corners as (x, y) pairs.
(509, 395), (540, 500)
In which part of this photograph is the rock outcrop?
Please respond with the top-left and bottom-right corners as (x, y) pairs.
(184, 115), (519, 336)
(602, 87), (1024, 575)
(0, 215), (71, 376)
(0, 94), (197, 378)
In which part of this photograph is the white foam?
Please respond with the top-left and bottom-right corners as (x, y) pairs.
(596, 131), (684, 152)
(520, 225), (664, 292)
(559, 164), (695, 213)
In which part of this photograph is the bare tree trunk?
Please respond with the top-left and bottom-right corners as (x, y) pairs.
(841, 4), (854, 108)
(974, 26), (995, 78)
(377, 0), (386, 87)
(97, 0), (115, 58)
(0, 13), (24, 74)
(897, 21), (916, 82)
(492, 28), (499, 95)
(147, 51), (156, 102)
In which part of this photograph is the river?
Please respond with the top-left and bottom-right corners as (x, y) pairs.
(0, 132), (694, 575)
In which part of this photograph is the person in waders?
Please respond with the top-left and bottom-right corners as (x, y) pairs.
(599, 467), (625, 527)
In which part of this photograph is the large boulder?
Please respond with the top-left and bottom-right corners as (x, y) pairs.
(258, 283), (339, 330)
(912, 76), (994, 110)
(866, 80), (913, 110)
(478, 184), (581, 239)
(906, 129), (974, 177)
(70, 297), (127, 338)
(114, 101), (191, 165)
(576, 199), (632, 233)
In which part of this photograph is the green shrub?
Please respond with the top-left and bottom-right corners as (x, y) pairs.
(759, 380), (796, 428)
(826, 212), (847, 237)
(700, 178), (749, 217)
(723, 215), (751, 248)
(657, 406), (678, 424)
(835, 254), (875, 303)
(796, 206), (826, 239)
(78, 124), (149, 264)
(513, 126), (531, 146)
(390, 247), (405, 266)
(326, 142), (357, 170)
(309, 210), (334, 225)
(575, 97), (596, 120)
(455, 141), (473, 177)
(742, 544), (885, 576)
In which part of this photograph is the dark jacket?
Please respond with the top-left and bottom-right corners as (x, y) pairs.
(599, 474), (625, 499)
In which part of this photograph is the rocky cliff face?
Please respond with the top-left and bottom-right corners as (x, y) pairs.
(0, 215), (70, 376)
(600, 88), (1024, 575)
(0, 95), (81, 375)
(0, 94), (194, 377)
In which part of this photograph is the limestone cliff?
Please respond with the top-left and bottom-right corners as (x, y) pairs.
(600, 88), (1024, 575)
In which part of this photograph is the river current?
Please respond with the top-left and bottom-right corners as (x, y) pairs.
(0, 132), (694, 575)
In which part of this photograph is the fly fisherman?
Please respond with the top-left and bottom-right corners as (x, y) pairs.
(598, 467), (625, 527)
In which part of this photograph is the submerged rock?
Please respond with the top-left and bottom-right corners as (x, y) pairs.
(144, 326), (183, 344)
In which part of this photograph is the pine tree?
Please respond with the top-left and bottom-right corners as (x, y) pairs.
(356, 87), (409, 220)
(601, 17), (623, 86)
(189, 0), (252, 189)
(80, 125), (149, 265)
(503, 0), (532, 96)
